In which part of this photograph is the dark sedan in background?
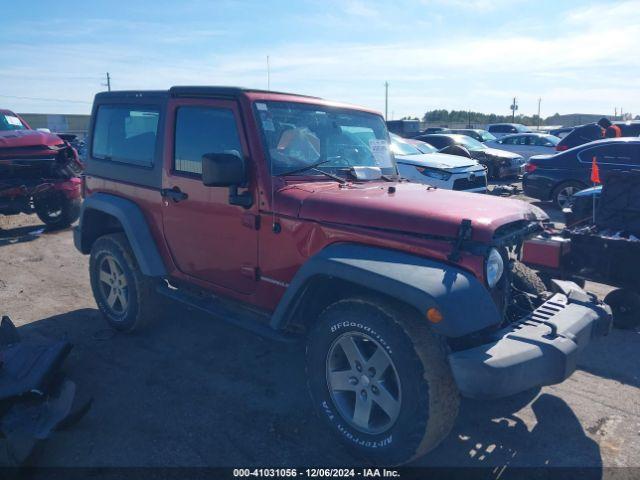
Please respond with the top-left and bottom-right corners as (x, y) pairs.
(415, 133), (524, 179)
(523, 138), (640, 208)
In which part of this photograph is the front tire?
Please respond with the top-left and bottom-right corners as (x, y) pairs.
(35, 194), (81, 228)
(89, 233), (160, 332)
(306, 298), (459, 465)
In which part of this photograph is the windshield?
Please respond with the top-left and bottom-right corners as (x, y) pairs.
(545, 135), (560, 146)
(255, 101), (396, 177)
(412, 141), (438, 154)
(390, 134), (422, 155)
(1, 113), (27, 131)
(480, 131), (496, 141)
(454, 135), (486, 151)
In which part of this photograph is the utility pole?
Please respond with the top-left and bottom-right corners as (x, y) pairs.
(510, 97), (518, 122)
(104, 72), (111, 92)
(615, 107), (617, 120)
(384, 81), (389, 121)
(537, 97), (541, 130)
(266, 56), (270, 91)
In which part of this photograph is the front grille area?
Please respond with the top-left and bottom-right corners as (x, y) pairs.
(453, 175), (486, 191)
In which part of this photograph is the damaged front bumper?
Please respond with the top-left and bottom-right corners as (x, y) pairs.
(448, 281), (612, 399)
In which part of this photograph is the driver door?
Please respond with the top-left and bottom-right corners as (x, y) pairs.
(161, 98), (259, 294)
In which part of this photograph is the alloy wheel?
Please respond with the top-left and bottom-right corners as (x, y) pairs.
(98, 255), (129, 315)
(326, 332), (401, 434)
(556, 186), (578, 209)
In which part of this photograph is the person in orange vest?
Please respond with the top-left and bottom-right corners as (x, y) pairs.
(597, 117), (622, 138)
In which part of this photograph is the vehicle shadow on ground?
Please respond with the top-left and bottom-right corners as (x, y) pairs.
(0, 223), (71, 248)
(577, 329), (640, 389)
(417, 393), (602, 478)
(15, 307), (601, 474)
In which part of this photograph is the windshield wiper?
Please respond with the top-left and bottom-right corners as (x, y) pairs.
(276, 159), (346, 184)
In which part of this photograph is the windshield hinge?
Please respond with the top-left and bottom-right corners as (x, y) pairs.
(448, 219), (473, 262)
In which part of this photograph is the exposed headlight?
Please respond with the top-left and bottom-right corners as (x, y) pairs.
(486, 248), (504, 288)
(416, 166), (451, 180)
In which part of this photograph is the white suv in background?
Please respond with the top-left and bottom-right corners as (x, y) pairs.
(391, 134), (487, 193)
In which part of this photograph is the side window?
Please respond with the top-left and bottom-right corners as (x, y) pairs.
(174, 106), (242, 175)
(578, 145), (640, 166)
(534, 136), (552, 146)
(503, 136), (525, 145)
(609, 144), (639, 165)
(92, 105), (159, 166)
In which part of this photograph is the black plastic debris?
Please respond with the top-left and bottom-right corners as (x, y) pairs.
(0, 315), (91, 466)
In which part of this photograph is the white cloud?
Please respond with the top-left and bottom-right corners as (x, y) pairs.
(1, 1), (638, 118)
(420, 0), (524, 11)
(342, 0), (380, 17)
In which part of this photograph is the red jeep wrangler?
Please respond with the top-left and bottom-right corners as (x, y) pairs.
(74, 87), (611, 465)
(0, 109), (82, 227)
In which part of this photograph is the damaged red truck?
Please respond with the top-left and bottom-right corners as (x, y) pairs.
(0, 109), (82, 227)
(74, 87), (611, 465)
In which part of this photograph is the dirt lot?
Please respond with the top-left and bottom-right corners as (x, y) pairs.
(0, 193), (639, 477)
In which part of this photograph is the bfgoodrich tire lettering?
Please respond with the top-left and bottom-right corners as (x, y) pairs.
(306, 298), (459, 465)
(89, 233), (161, 332)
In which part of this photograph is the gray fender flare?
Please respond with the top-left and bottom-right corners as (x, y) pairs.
(271, 243), (501, 338)
(76, 193), (167, 277)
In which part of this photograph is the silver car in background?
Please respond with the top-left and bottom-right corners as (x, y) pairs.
(485, 133), (560, 160)
(391, 134), (487, 193)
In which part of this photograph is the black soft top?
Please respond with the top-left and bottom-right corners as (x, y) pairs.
(94, 86), (319, 102)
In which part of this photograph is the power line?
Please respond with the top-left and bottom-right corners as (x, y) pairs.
(0, 94), (92, 105)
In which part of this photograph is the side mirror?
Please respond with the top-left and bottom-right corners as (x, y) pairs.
(202, 152), (246, 187)
(37, 127), (52, 133)
(201, 152), (253, 208)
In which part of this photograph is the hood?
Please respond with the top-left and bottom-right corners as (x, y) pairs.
(394, 152), (477, 169)
(0, 129), (64, 150)
(573, 185), (601, 197)
(278, 181), (547, 243)
(482, 147), (521, 159)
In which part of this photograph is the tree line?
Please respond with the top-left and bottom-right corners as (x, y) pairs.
(402, 109), (543, 126)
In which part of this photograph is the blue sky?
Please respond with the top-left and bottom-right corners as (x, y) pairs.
(0, 0), (638, 118)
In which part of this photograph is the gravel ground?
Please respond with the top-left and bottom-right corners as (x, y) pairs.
(0, 190), (638, 477)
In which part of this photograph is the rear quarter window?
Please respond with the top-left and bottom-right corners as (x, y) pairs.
(92, 105), (159, 166)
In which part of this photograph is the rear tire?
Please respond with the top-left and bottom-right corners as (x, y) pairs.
(89, 233), (161, 332)
(552, 181), (586, 209)
(604, 289), (640, 330)
(306, 297), (459, 465)
(35, 195), (81, 228)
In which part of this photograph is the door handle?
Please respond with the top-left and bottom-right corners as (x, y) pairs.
(161, 187), (189, 203)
